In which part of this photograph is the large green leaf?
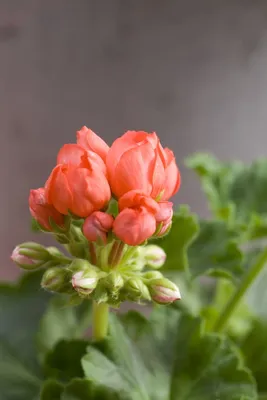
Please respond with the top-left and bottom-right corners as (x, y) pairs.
(0, 271), (50, 365)
(241, 320), (267, 395)
(61, 378), (123, 400)
(186, 153), (267, 239)
(0, 271), (50, 399)
(82, 309), (256, 400)
(170, 315), (257, 400)
(40, 379), (64, 399)
(44, 339), (88, 382)
(155, 206), (243, 281)
(37, 296), (92, 358)
(82, 315), (155, 400)
(188, 220), (243, 281)
(0, 340), (42, 400)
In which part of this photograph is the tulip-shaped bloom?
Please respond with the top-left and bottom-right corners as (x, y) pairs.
(57, 143), (107, 176)
(149, 278), (181, 304)
(76, 126), (109, 162)
(29, 188), (64, 231)
(118, 190), (160, 214)
(113, 206), (156, 246)
(45, 148), (111, 218)
(83, 211), (114, 243)
(106, 130), (181, 200)
(155, 201), (173, 236)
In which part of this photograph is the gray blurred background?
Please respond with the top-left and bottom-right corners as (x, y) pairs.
(1, 0), (267, 279)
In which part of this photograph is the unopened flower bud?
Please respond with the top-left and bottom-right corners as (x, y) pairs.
(125, 277), (151, 301)
(155, 201), (173, 237)
(142, 271), (163, 280)
(83, 211), (114, 243)
(11, 242), (49, 270)
(149, 278), (181, 304)
(69, 259), (99, 297)
(104, 272), (124, 292)
(29, 188), (65, 231)
(141, 245), (166, 268)
(41, 267), (72, 293)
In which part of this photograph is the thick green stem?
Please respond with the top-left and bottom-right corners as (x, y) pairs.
(213, 249), (267, 333)
(92, 301), (109, 341)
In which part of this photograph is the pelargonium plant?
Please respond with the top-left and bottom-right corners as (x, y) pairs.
(3, 127), (267, 400)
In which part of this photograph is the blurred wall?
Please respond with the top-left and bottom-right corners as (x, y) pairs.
(1, 0), (267, 278)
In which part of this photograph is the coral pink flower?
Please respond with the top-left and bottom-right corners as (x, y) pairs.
(45, 155), (111, 218)
(83, 211), (114, 243)
(113, 206), (156, 245)
(57, 143), (107, 176)
(155, 201), (173, 236)
(118, 190), (160, 214)
(76, 126), (109, 162)
(29, 188), (64, 230)
(106, 130), (180, 200)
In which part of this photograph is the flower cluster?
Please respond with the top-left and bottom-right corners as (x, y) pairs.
(12, 127), (181, 306)
(29, 127), (180, 245)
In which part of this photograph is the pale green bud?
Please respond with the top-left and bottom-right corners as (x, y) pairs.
(148, 278), (181, 304)
(104, 272), (124, 292)
(142, 271), (163, 280)
(41, 267), (72, 293)
(70, 259), (99, 297)
(11, 242), (50, 270)
(125, 277), (151, 301)
(142, 245), (166, 268)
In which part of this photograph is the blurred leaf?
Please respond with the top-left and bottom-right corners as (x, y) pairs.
(44, 339), (88, 382)
(154, 205), (199, 272)
(188, 220), (243, 281)
(245, 249), (267, 320)
(61, 378), (123, 400)
(156, 206), (243, 281)
(81, 309), (256, 400)
(82, 348), (128, 393)
(0, 340), (42, 400)
(202, 280), (253, 339)
(241, 320), (267, 395)
(37, 296), (92, 358)
(186, 154), (267, 239)
(170, 314), (257, 400)
(40, 379), (64, 399)
(0, 270), (50, 367)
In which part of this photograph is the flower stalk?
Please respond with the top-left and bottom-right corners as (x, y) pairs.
(92, 301), (109, 341)
(213, 248), (267, 332)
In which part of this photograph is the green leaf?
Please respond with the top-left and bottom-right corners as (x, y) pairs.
(0, 340), (42, 400)
(154, 205), (199, 272)
(241, 320), (267, 394)
(202, 280), (253, 339)
(44, 339), (88, 382)
(186, 153), (267, 239)
(37, 296), (92, 358)
(61, 378), (122, 400)
(170, 314), (257, 400)
(82, 347), (127, 393)
(0, 270), (50, 365)
(83, 315), (153, 400)
(40, 379), (64, 399)
(188, 220), (243, 280)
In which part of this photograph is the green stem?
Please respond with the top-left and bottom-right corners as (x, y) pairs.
(92, 301), (109, 341)
(213, 249), (267, 333)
